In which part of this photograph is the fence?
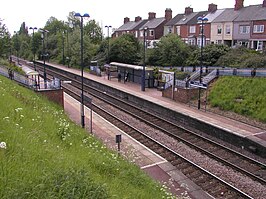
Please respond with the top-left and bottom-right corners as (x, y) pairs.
(0, 65), (61, 90)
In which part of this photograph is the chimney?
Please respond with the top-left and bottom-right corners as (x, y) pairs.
(124, 17), (130, 24)
(234, 0), (244, 10)
(263, 0), (266, 7)
(135, 16), (142, 22)
(208, 3), (218, 12)
(185, 7), (193, 15)
(165, 8), (172, 21)
(148, 12), (156, 20)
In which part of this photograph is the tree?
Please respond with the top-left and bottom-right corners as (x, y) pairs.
(215, 47), (264, 68)
(109, 34), (140, 64)
(155, 34), (190, 66)
(186, 44), (229, 67)
(0, 19), (11, 59)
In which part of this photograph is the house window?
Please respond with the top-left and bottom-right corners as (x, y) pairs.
(176, 26), (180, 35)
(239, 25), (250, 34)
(140, 30), (144, 37)
(217, 25), (222, 34)
(168, 27), (172, 34)
(225, 25), (231, 34)
(149, 30), (154, 36)
(253, 25), (264, 33)
(189, 26), (196, 33)
(215, 40), (222, 44)
(188, 38), (196, 45)
(257, 41), (263, 50)
(197, 38), (205, 47)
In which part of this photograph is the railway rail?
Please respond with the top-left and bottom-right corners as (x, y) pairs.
(32, 62), (266, 198)
(64, 83), (253, 199)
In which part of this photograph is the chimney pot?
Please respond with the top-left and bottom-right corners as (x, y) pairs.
(148, 12), (156, 20)
(124, 17), (130, 24)
(185, 7), (193, 15)
(135, 16), (142, 22)
(208, 3), (217, 12)
(234, 0), (244, 10)
(165, 8), (172, 21)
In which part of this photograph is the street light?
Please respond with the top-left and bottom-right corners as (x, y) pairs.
(40, 29), (49, 89)
(62, 30), (65, 65)
(14, 31), (19, 65)
(142, 26), (148, 92)
(74, 12), (90, 128)
(105, 25), (112, 64)
(197, 16), (208, 110)
(29, 27), (37, 71)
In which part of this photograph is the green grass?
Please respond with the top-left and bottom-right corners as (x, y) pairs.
(0, 75), (177, 199)
(208, 76), (266, 122)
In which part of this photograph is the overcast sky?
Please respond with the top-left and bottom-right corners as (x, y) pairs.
(0, 0), (263, 36)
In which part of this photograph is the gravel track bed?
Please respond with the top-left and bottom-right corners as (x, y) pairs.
(97, 101), (266, 199)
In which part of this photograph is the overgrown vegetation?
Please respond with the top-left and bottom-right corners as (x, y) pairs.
(208, 76), (266, 122)
(0, 75), (177, 199)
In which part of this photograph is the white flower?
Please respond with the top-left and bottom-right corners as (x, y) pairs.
(0, 142), (7, 149)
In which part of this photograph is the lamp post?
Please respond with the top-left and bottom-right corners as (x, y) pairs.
(105, 25), (112, 64)
(142, 26), (148, 91)
(197, 16), (208, 110)
(14, 31), (19, 65)
(62, 30), (65, 65)
(29, 27), (37, 71)
(40, 29), (49, 88)
(74, 12), (90, 128)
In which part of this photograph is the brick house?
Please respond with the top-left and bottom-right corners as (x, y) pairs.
(113, 0), (266, 51)
(232, 0), (266, 50)
(113, 9), (172, 47)
(211, 8), (240, 46)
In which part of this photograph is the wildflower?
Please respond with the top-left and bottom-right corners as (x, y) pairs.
(44, 140), (47, 143)
(3, 116), (9, 120)
(0, 142), (7, 149)
(15, 108), (23, 112)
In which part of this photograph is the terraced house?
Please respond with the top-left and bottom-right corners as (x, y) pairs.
(113, 0), (266, 51)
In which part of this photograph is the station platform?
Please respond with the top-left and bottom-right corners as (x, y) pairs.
(45, 62), (265, 198)
(49, 62), (266, 148)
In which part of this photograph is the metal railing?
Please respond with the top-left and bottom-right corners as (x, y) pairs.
(0, 65), (61, 90)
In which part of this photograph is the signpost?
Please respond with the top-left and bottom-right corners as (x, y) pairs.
(116, 134), (122, 152)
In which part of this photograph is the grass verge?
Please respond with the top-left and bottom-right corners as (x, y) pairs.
(0, 75), (177, 199)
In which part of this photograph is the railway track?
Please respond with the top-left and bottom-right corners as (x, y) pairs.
(64, 84), (252, 199)
(33, 62), (266, 198)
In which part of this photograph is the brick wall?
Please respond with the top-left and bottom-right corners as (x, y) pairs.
(37, 89), (64, 107)
(162, 87), (198, 103)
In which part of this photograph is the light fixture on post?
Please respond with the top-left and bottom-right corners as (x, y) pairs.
(29, 27), (37, 71)
(197, 16), (208, 110)
(105, 25), (112, 64)
(40, 29), (49, 89)
(74, 12), (90, 128)
(141, 26), (148, 92)
(14, 31), (19, 65)
(62, 30), (65, 65)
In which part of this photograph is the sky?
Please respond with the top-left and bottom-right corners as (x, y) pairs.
(0, 0), (263, 36)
